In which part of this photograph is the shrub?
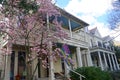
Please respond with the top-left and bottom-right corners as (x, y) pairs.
(69, 67), (112, 80)
(110, 70), (120, 80)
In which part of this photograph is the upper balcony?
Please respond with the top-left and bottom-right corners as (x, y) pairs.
(90, 42), (115, 52)
(56, 8), (89, 47)
(62, 28), (88, 47)
(0, 7), (89, 48)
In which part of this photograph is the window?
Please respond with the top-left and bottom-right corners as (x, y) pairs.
(18, 51), (26, 79)
(98, 41), (102, 47)
(10, 51), (15, 80)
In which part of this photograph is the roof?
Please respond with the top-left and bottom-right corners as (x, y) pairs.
(103, 35), (113, 42)
(89, 27), (97, 35)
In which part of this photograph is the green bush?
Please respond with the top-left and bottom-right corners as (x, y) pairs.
(110, 70), (120, 80)
(69, 67), (112, 80)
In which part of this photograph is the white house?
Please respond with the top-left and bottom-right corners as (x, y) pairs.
(0, 7), (119, 80)
(87, 27), (120, 71)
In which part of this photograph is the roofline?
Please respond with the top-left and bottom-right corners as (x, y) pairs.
(57, 7), (89, 27)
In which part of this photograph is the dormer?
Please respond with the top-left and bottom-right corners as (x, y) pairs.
(89, 27), (101, 38)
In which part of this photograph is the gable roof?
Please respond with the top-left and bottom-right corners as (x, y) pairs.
(103, 35), (113, 42)
(89, 27), (101, 37)
(89, 27), (97, 35)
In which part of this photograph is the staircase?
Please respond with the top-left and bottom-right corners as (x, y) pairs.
(35, 66), (85, 80)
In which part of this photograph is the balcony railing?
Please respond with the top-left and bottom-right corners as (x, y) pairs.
(0, 23), (88, 47)
(63, 28), (88, 46)
(90, 43), (115, 52)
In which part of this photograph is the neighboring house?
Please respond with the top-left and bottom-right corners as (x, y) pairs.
(113, 41), (120, 65)
(0, 8), (119, 80)
(87, 27), (120, 71)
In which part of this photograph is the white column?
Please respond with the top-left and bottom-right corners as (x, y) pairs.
(4, 44), (12, 80)
(47, 14), (55, 80)
(114, 54), (120, 70)
(82, 50), (87, 67)
(111, 54), (117, 70)
(86, 49), (93, 66)
(4, 55), (11, 80)
(76, 47), (83, 67)
(84, 27), (87, 42)
(64, 61), (70, 78)
(103, 53), (108, 70)
(49, 55), (55, 80)
(68, 19), (72, 38)
(107, 54), (113, 71)
(49, 42), (55, 80)
(98, 52), (104, 70)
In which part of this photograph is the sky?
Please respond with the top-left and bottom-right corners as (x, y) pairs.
(55, 0), (120, 41)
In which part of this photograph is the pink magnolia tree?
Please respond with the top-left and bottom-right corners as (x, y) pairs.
(0, 0), (73, 80)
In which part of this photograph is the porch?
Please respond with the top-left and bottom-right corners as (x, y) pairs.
(1, 43), (92, 80)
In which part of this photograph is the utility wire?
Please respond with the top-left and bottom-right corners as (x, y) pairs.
(108, 27), (120, 36)
(109, 32), (120, 42)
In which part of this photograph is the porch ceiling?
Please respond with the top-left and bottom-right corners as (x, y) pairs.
(50, 7), (89, 31)
(59, 8), (89, 31)
(57, 16), (81, 31)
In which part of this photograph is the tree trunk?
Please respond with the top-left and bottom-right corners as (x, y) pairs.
(38, 58), (41, 78)
(26, 63), (32, 80)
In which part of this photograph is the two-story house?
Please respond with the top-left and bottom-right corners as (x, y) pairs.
(0, 5), (119, 80)
(0, 7), (93, 80)
(87, 27), (120, 71)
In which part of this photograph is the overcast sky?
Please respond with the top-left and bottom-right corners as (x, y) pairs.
(56, 0), (120, 41)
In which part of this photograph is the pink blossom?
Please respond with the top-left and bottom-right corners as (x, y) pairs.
(0, 0), (73, 74)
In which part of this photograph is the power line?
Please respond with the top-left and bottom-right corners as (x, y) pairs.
(109, 32), (120, 42)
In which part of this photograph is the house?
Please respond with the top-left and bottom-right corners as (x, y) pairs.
(0, 6), (93, 80)
(87, 27), (120, 71)
(0, 7), (119, 80)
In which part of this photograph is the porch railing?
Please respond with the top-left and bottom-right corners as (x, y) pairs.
(66, 65), (85, 80)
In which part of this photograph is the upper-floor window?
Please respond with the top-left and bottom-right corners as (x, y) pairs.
(103, 43), (106, 48)
(98, 41), (102, 47)
(90, 39), (93, 47)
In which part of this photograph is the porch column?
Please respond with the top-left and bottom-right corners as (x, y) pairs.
(64, 61), (70, 78)
(107, 53), (113, 71)
(98, 51), (104, 70)
(68, 19), (72, 38)
(111, 54), (117, 70)
(4, 44), (12, 80)
(0, 49), (3, 74)
(49, 42), (55, 80)
(86, 49), (93, 66)
(76, 47), (82, 67)
(4, 55), (11, 80)
(103, 53), (108, 70)
(47, 13), (55, 80)
(84, 27), (87, 42)
(114, 54), (120, 70)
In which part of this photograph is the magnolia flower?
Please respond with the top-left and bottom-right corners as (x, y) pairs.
(0, 4), (2, 10)
(29, 10), (33, 14)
